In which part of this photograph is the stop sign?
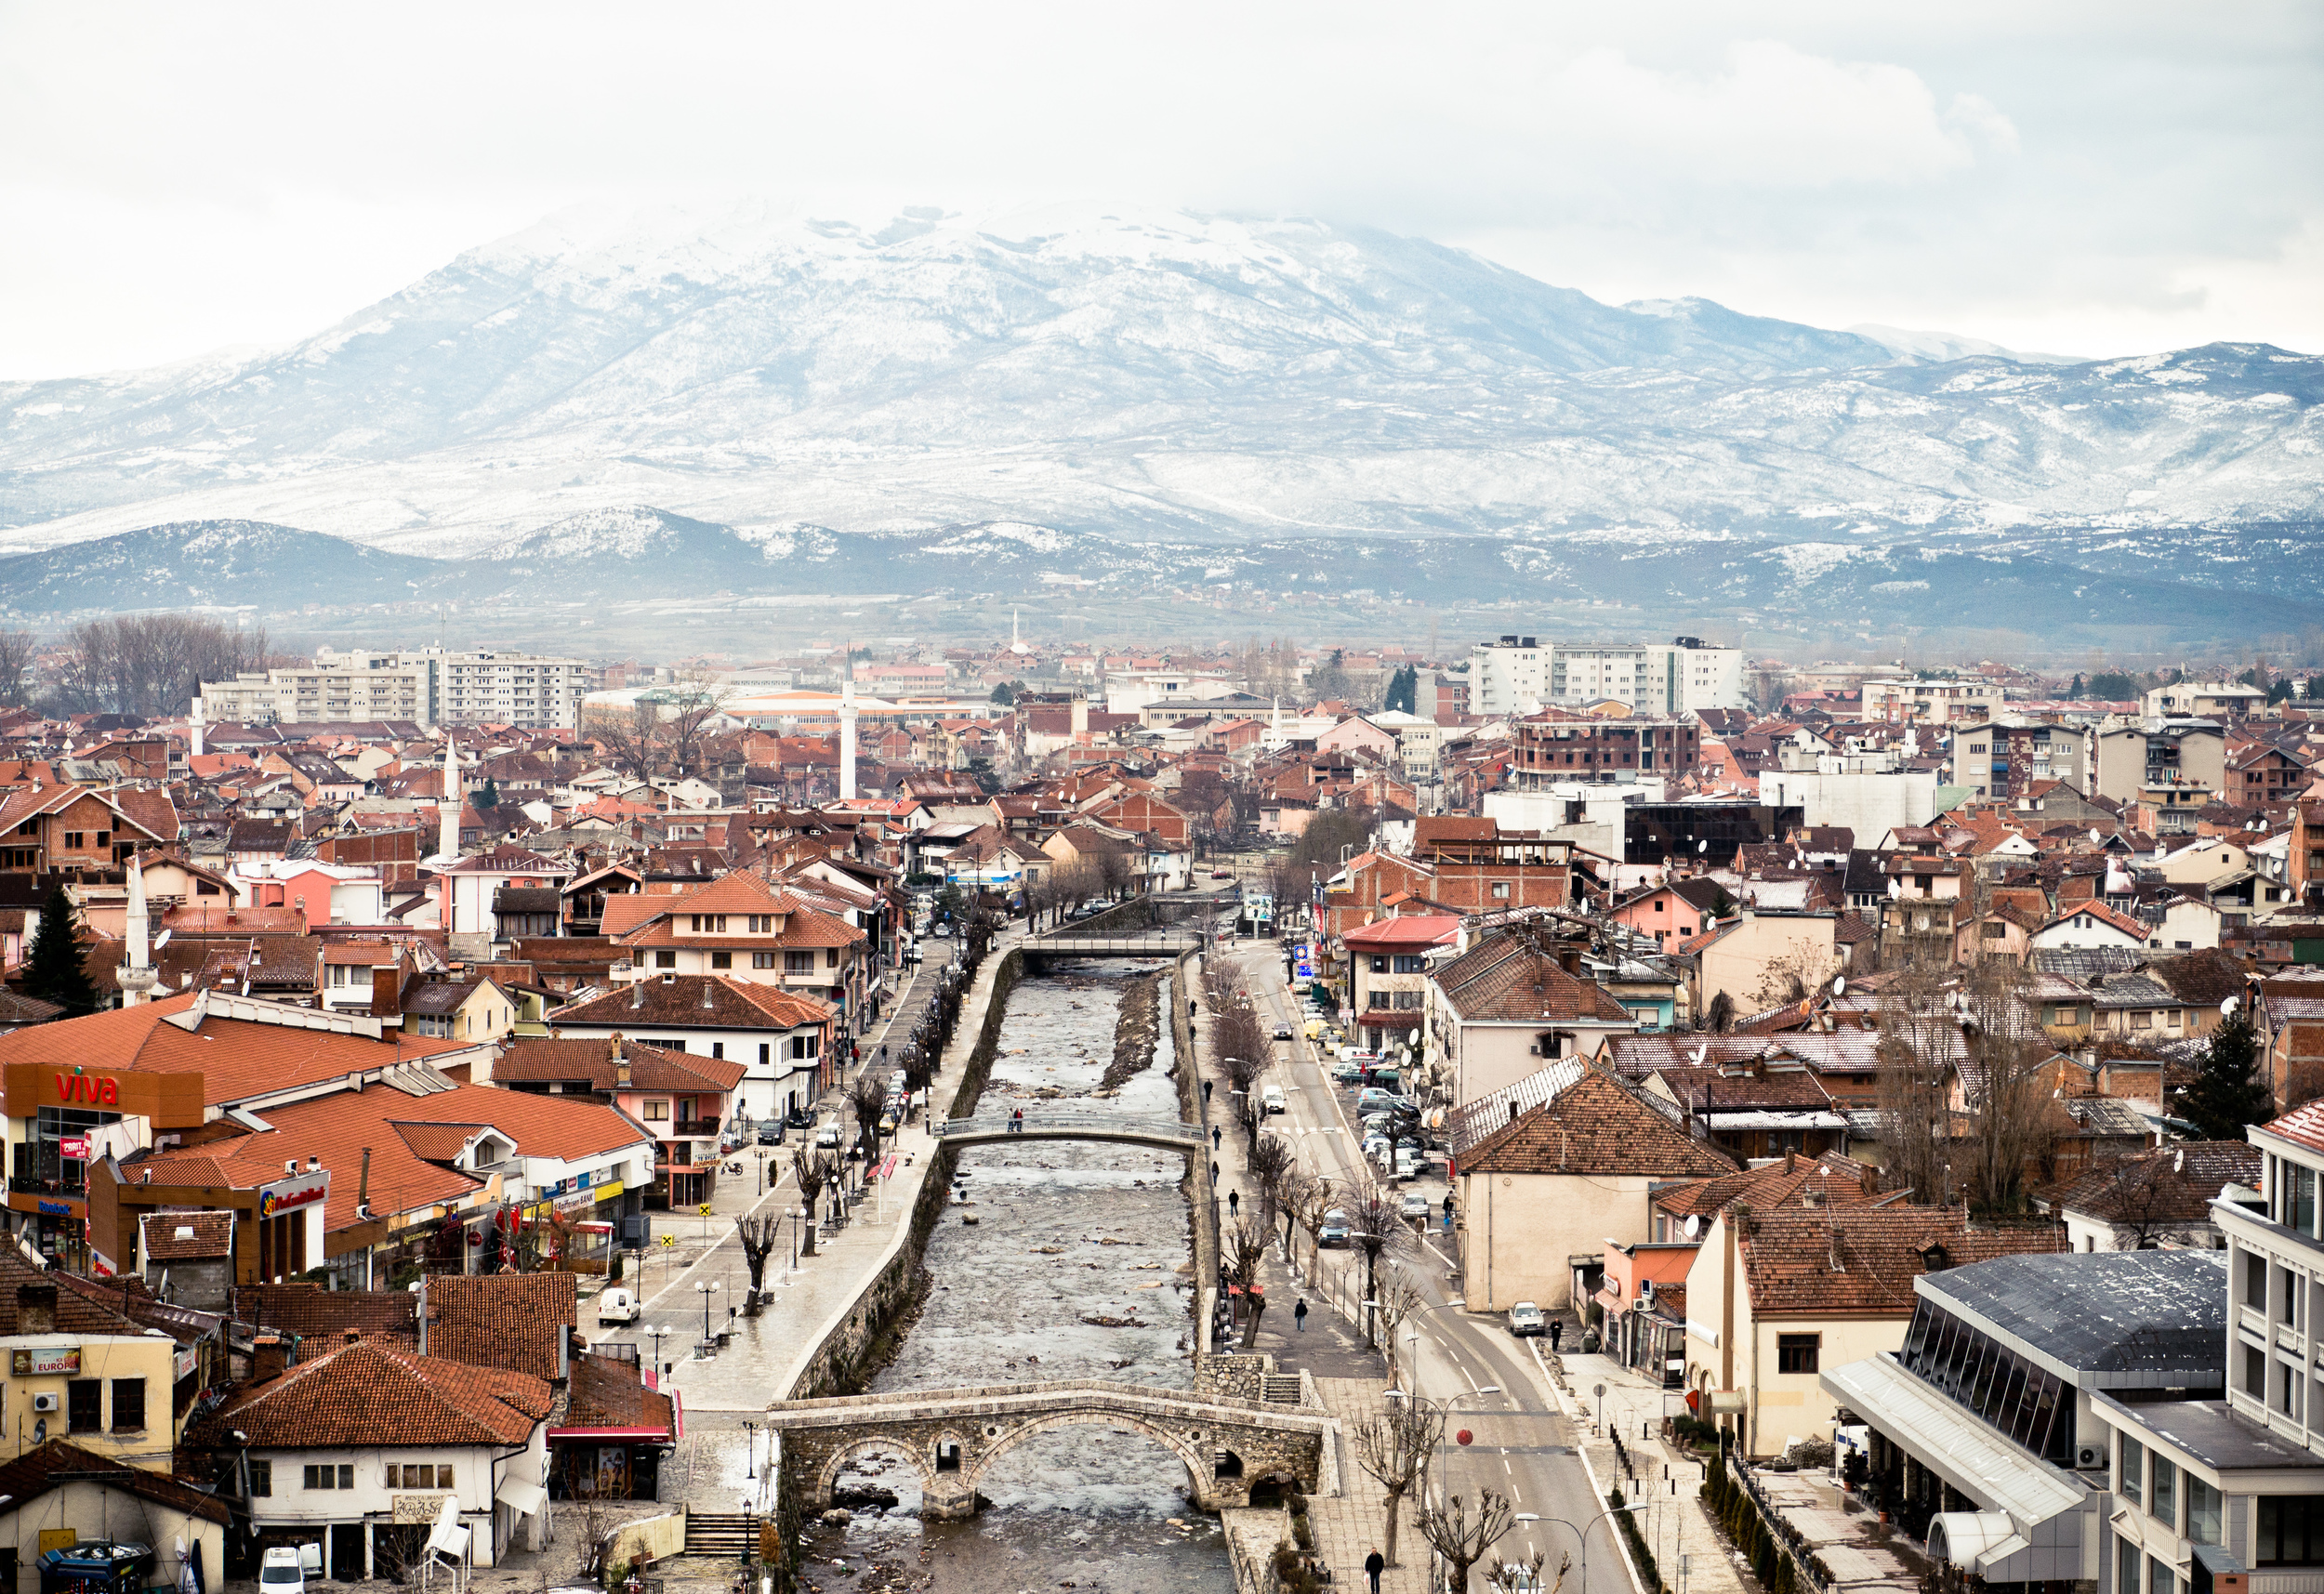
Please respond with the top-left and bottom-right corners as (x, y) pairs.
(1456, 1429), (1473, 1446)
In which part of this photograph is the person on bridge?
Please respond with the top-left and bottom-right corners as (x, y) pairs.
(1294, 1298), (1308, 1332)
(1010, 1108), (1023, 1135)
(1365, 1548), (1385, 1593)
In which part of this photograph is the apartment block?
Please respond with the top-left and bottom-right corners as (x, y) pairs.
(197, 648), (591, 730)
(1947, 715), (2093, 801)
(1468, 635), (1744, 717)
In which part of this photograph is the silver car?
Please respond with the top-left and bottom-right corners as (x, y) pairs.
(1508, 1301), (1546, 1337)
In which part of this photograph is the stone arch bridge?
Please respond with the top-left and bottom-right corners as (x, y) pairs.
(772, 1376), (1332, 1519)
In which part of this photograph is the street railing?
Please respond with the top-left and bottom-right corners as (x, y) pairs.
(934, 1111), (1204, 1145)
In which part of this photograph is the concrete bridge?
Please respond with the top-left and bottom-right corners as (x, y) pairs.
(933, 1110), (1205, 1153)
(1021, 929), (1207, 961)
(771, 1375), (1331, 1518)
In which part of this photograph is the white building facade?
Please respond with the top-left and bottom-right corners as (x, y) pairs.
(1469, 636), (1745, 717)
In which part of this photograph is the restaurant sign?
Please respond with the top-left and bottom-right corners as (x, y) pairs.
(12, 1345), (80, 1376)
(257, 1168), (330, 1219)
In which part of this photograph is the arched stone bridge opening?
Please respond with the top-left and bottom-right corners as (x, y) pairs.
(772, 1379), (1329, 1520)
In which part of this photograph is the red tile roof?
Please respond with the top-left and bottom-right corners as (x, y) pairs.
(1735, 1205), (2065, 1318)
(425, 1272), (576, 1380)
(188, 1338), (553, 1447)
(1459, 1071), (1738, 1179)
(495, 1035), (746, 1093)
(1342, 915), (1463, 950)
(551, 975), (835, 1032)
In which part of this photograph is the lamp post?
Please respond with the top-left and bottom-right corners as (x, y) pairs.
(696, 1279), (720, 1346)
(1510, 1503), (1650, 1594)
(789, 1205), (804, 1273)
(645, 1324), (673, 1376)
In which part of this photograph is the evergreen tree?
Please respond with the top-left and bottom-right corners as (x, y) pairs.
(475, 777), (499, 810)
(2067, 672), (2084, 699)
(2183, 1008), (2273, 1140)
(989, 680), (1014, 705)
(24, 884), (100, 1015)
(1384, 665), (1419, 715)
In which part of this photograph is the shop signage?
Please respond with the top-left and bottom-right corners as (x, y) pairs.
(391, 1495), (453, 1523)
(257, 1168), (329, 1219)
(36, 1200), (73, 1218)
(13, 1346), (80, 1376)
(53, 1071), (121, 1106)
(57, 1137), (90, 1161)
(174, 1346), (197, 1381)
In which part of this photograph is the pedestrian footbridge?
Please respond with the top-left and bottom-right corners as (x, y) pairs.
(770, 1375), (1330, 1518)
(933, 1111), (1204, 1153)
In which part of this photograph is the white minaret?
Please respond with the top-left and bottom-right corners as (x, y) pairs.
(189, 697), (205, 759)
(116, 852), (157, 1007)
(838, 664), (859, 801)
(438, 736), (461, 861)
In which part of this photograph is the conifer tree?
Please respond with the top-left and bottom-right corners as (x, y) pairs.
(24, 884), (100, 1015)
(2183, 1008), (2274, 1140)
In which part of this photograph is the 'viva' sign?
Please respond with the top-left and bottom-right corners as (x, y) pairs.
(55, 1074), (119, 1105)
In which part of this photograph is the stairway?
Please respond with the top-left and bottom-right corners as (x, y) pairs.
(1262, 1373), (1305, 1404)
(683, 1513), (761, 1559)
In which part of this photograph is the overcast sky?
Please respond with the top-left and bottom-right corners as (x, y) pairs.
(3, 1), (2318, 377)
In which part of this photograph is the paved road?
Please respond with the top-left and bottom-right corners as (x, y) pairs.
(1222, 941), (1635, 1594)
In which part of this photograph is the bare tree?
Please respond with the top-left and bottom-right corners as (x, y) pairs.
(848, 1069), (890, 1164)
(1351, 1395), (1442, 1569)
(1225, 1220), (1271, 1350)
(1873, 966), (1960, 1205)
(1417, 1488), (1519, 1594)
(1375, 1269), (1423, 1386)
(661, 667), (734, 781)
(1956, 957), (2060, 1213)
(735, 1210), (782, 1304)
(1341, 1185), (1408, 1350)
(1247, 1134), (1295, 1233)
(1487, 1550), (1565, 1594)
(0, 629), (34, 708)
(790, 1149), (839, 1256)
(1291, 1170), (1337, 1286)
(582, 699), (665, 783)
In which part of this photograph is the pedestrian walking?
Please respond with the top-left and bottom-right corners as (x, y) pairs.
(1202, 1079), (1213, 1106)
(1211, 1125), (1222, 1152)
(1365, 1548), (1385, 1594)
(1227, 1190), (1240, 1219)
(1549, 1317), (1563, 1352)
(1294, 1298), (1308, 1332)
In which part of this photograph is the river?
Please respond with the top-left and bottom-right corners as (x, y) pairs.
(802, 959), (1236, 1594)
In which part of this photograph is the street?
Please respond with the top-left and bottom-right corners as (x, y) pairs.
(1217, 939), (1641, 1593)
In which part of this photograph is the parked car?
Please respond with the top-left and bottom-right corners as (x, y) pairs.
(756, 1121), (785, 1145)
(1332, 1060), (1368, 1085)
(1318, 1209), (1350, 1247)
(1399, 1192), (1433, 1220)
(1509, 1301), (1547, 1337)
(1261, 1085), (1287, 1114)
(1338, 1046), (1380, 1065)
(931, 922), (953, 938)
(1393, 1147), (1422, 1179)
(784, 1107), (816, 1129)
(597, 1287), (640, 1325)
(261, 1547), (318, 1594)
(1361, 1132), (1391, 1164)
(1356, 1087), (1410, 1114)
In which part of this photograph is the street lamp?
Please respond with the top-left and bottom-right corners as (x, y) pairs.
(696, 1279), (720, 1345)
(1510, 1503), (1649, 1594)
(645, 1324), (674, 1374)
(789, 1205), (805, 1272)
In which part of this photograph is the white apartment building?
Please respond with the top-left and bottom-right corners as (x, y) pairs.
(1861, 677), (2006, 724)
(1468, 636), (1745, 717)
(197, 649), (591, 730)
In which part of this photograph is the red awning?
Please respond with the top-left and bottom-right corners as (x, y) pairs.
(549, 1427), (674, 1442)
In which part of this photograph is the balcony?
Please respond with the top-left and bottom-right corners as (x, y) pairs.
(673, 1119), (720, 1140)
(9, 1173), (86, 1198)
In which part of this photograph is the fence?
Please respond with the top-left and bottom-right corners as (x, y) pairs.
(1706, 1454), (1834, 1594)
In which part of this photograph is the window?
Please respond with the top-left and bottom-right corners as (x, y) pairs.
(785, 952), (814, 974)
(826, 948), (839, 968)
(67, 1377), (101, 1433)
(2299, 1168), (2319, 1237)
(389, 1464), (453, 1488)
(110, 1377), (145, 1432)
(2248, 1344), (2268, 1398)
(2248, 1247), (2269, 1310)
(2120, 1437), (2143, 1509)
(1776, 1334), (1820, 1374)
(759, 1044), (771, 1065)
(748, 915), (772, 933)
(752, 952), (775, 969)
(2118, 1538), (2139, 1594)
(64, 831), (83, 850)
(1370, 955), (1390, 974)
(2258, 1496), (2324, 1564)
(1491, 882), (1511, 900)
(644, 1100), (669, 1121)
(249, 1460), (272, 1497)
(2149, 1555), (2177, 1594)
(710, 1043), (724, 1060)
(2189, 1476), (2224, 1546)
(654, 950), (677, 969)
(711, 952), (733, 969)
(789, 1034), (819, 1060)
(2151, 1452), (2178, 1530)
(304, 1463), (355, 1490)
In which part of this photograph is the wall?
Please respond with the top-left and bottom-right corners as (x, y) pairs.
(1758, 768), (1939, 837)
(1697, 914), (1841, 1020)
(605, 1508), (688, 1576)
(0, 1481), (225, 1594)
(1457, 1170), (1657, 1311)
(0, 1332), (178, 1469)
(248, 1426), (548, 1568)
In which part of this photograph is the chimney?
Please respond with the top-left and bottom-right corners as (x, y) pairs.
(613, 1033), (631, 1088)
(306, 1156), (320, 1174)
(630, 981), (644, 1009)
(17, 1283), (58, 1333)
(252, 1335), (287, 1381)
(372, 966), (402, 1018)
(358, 1147), (372, 1215)
(344, 1329), (362, 1347)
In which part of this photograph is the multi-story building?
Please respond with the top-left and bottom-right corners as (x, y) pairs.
(1513, 709), (1701, 786)
(197, 648), (591, 730)
(1861, 678), (2007, 724)
(1947, 715), (2093, 801)
(2093, 718), (2228, 806)
(1468, 637), (1744, 718)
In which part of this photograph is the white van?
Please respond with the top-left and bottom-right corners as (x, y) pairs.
(597, 1287), (640, 1325)
(1261, 1085), (1287, 1115)
(261, 1546), (321, 1594)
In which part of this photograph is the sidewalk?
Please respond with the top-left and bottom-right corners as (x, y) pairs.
(1545, 1321), (1751, 1594)
(646, 926), (1024, 1412)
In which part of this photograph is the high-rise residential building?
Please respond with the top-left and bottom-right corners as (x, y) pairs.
(196, 648), (593, 729)
(1468, 636), (1745, 718)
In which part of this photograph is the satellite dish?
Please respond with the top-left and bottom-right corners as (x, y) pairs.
(1684, 1214), (1701, 1240)
(1831, 975), (1845, 996)
(2222, 995), (2238, 1016)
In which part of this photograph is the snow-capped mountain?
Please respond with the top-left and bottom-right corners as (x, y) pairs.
(0, 201), (2317, 637)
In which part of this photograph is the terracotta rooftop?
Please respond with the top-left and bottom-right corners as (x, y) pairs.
(188, 1337), (553, 1448)
(1654, 1150), (1884, 1220)
(2053, 1141), (2262, 1226)
(233, 1283), (418, 1340)
(139, 1209), (233, 1260)
(1459, 1070), (1738, 1179)
(0, 1439), (230, 1524)
(495, 1035), (746, 1093)
(552, 975), (835, 1032)
(1433, 935), (1634, 1025)
(1735, 1205), (2065, 1318)
(425, 1272), (577, 1381)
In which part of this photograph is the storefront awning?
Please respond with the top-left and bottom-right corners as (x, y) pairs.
(1929, 1512), (2029, 1569)
(495, 1475), (548, 1519)
(1822, 1354), (2089, 1578)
